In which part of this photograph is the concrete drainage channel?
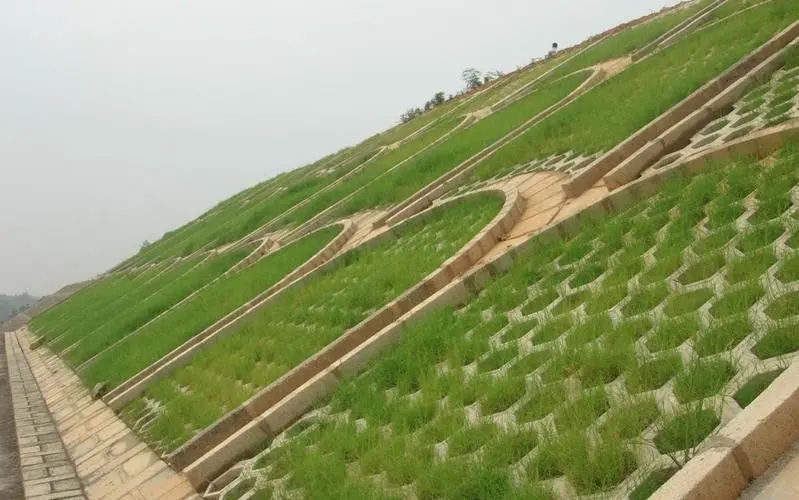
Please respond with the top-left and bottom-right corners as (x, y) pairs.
(3, 329), (200, 500)
(5, 332), (85, 500)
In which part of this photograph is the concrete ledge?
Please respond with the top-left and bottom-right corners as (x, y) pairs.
(652, 447), (747, 500)
(603, 35), (799, 190)
(564, 19), (799, 197)
(170, 189), (522, 484)
(104, 221), (356, 410)
(652, 361), (799, 499)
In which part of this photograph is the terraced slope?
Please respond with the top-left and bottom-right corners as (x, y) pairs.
(212, 146), (799, 500)
(20, 1), (799, 498)
(82, 225), (345, 389)
(120, 193), (503, 453)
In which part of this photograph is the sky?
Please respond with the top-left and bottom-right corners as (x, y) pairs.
(0, 0), (680, 296)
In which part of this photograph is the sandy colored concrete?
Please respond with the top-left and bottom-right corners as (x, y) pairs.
(9, 328), (200, 500)
(740, 439), (799, 500)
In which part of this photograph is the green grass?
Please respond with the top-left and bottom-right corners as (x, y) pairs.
(754, 323), (799, 359)
(655, 406), (720, 454)
(647, 316), (700, 352)
(766, 290), (799, 320)
(82, 226), (344, 388)
(693, 316), (751, 357)
(776, 253), (799, 282)
(734, 369), (785, 408)
(120, 194), (502, 453)
(630, 468), (678, 500)
(30, 262), (173, 341)
(545, 2), (711, 81)
(663, 288), (714, 317)
(674, 359), (736, 403)
(331, 71), (590, 216)
(709, 281), (764, 318)
(737, 222), (786, 253)
(626, 354), (683, 393)
(62, 246), (257, 368)
(678, 254), (726, 285)
(198, 152), (799, 498)
(471, 0), (799, 181)
(623, 284), (670, 316)
(728, 249), (777, 284)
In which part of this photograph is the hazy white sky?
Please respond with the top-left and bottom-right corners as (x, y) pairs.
(0, 0), (678, 296)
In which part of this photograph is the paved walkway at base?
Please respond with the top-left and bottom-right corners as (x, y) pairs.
(7, 328), (200, 500)
(1, 332), (24, 500)
(5, 332), (85, 499)
(740, 438), (799, 499)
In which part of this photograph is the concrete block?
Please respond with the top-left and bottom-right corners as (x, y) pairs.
(719, 363), (799, 478)
(651, 447), (746, 500)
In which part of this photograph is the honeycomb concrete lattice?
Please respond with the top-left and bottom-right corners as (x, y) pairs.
(205, 147), (799, 500)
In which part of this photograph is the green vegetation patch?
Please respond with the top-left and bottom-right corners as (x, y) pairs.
(120, 194), (502, 453)
(472, 0), (799, 181)
(655, 407), (720, 454)
(735, 369), (785, 408)
(753, 323), (799, 359)
(83, 226), (344, 389)
(674, 359), (736, 403)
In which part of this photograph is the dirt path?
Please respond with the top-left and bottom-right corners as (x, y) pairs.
(0, 334), (23, 500)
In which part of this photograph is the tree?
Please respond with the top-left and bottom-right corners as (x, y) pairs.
(462, 68), (483, 91)
(400, 107), (423, 124)
(433, 91), (446, 106)
(140, 240), (152, 251)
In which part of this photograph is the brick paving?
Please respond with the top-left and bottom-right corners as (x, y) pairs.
(9, 328), (199, 500)
(4, 332), (85, 499)
(1, 331), (24, 500)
